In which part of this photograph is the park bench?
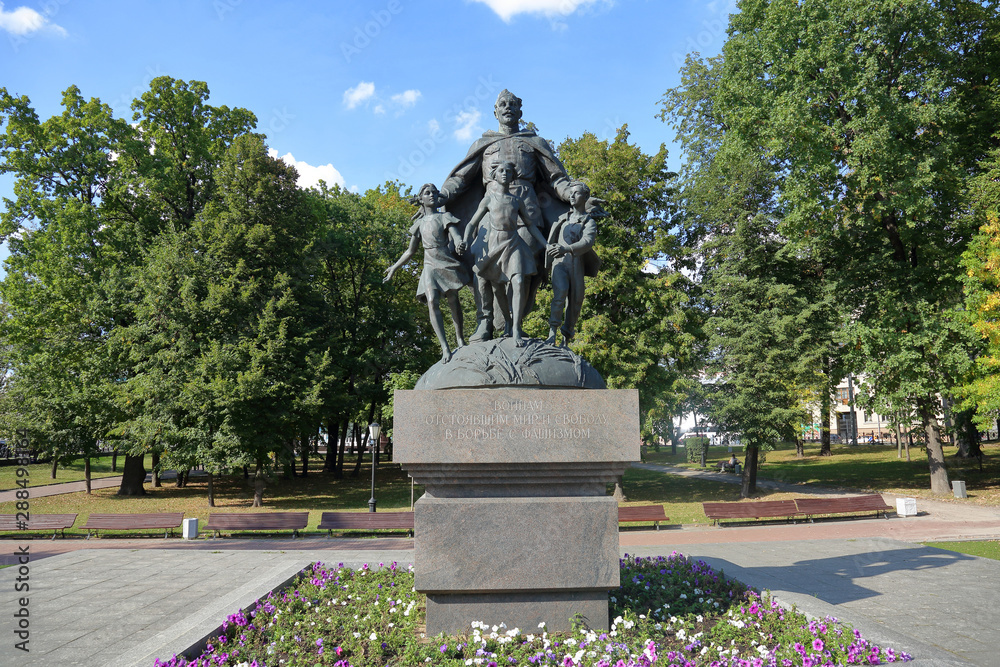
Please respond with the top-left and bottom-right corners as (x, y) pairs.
(702, 500), (802, 525)
(794, 494), (893, 520)
(0, 513), (78, 539)
(618, 505), (669, 530)
(318, 511), (414, 537)
(204, 512), (310, 538)
(81, 512), (184, 538)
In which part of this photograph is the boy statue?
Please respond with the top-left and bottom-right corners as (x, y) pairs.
(545, 180), (601, 347)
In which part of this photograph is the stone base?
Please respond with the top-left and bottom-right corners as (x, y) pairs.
(395, 387), (639, 637)
(415, 496), (619, 593)
(426, 590), (608, 636)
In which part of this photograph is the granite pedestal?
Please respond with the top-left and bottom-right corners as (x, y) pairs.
(395, 387), (639, 635)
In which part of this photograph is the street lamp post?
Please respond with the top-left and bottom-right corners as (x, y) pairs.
(368, 422), (380, 512)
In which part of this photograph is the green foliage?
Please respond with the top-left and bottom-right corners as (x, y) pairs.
(0, 77), (436, 499)
(550, 127), (702, 440)
(960, 138), (1000, 429)
(661, 0), (1000, 493)
(684, 437), (709, 464)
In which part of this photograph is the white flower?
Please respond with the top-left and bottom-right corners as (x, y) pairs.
(353, 632), (360, 638)
(539, 622), (546, 629)
(369, 632), (377, 640)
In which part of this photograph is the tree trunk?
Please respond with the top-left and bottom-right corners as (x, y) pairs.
(894, 417), (904, 459)
(917, 397), (950, 494)
(51, 454), (58, 479)
(252, 461), (265, 507)
(206, 472), (215, 507)
(111, 450), (118, 472)
(820, 384), (832, 456)
(740, 446), (759, 498)
(117, 453), (147, 496)
(151, 452), (160, 488)
(795, 436), (804, 458)
(299, 435), (309, 477)
(906, 423), (913, 462)
(323, 418), (339, 473)
(351, 425), (366, 479)
(335, 419), (349, 479)
(84, 457), (92, 495)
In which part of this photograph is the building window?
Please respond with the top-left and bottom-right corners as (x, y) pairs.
(838, 388), (850, 405)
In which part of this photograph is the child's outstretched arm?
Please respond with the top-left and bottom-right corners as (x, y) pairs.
(518, 197), (548, 248)
(463, 198), (490, 248)
(384, 233), (421, 282)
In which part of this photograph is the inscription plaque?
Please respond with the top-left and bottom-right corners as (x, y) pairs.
(395, 388), (639, 465)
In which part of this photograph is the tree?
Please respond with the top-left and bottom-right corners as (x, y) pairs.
(670, 0), (1000, 494)
(960, 136), (1000, 431)
(0, 86), (127, 491)
(547, 126), (702, 442)
(697, 167), (816, 497)
(307, 183), (435, 479)
(113, 134), (320, 506)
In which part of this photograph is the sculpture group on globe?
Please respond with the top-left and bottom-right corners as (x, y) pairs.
(385, 89), (603, 365)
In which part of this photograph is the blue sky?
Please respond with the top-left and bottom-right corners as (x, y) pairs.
(1, 0), (734, 265)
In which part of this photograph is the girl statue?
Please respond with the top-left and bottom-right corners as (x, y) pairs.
(384, 183), (471, 364)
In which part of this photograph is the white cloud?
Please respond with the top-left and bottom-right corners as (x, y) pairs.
(469, 0), (607, 22)
(453, 109), (482, 141)
(428, 119), (441, 136)
(373, 104), (385, 115)
(390, 89), (422, 108)
(343, 81), (376, 110)
(0, 2), (66, 36)
(268, 149), (345, 190)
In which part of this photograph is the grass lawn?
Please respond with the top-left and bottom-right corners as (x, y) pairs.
(0, 458), (423, 538)
(643, 441), (1000, 505)
(923, 540), (1000, 561)
(0, 453), (132, 491)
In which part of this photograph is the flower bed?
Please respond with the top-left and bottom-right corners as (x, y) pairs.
(154, 552), (911, 667)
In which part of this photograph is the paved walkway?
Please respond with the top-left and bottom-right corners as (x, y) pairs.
(2, 465), (999, 665)
(0, 470), (205, 503)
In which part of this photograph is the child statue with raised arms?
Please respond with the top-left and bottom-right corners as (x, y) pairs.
(384, 183), (471, 364)
(463, 161), (548, 348)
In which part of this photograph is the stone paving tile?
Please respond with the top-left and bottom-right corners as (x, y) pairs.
(3, 534), (999, 666)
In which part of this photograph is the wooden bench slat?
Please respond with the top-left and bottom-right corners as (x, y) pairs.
(794, 494), (893, 519)
(0, 513), (78, 539)
(618, 505), (669, 530)
(318, 512), (414, 536)
(81, 513), (184, 538)
(204, 512), (309, 537)
(702, 500), (801, 524)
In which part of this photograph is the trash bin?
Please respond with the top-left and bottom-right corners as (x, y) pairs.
(896, 498), (917, 517)
(952, 481), (967, 499)
(182, 518), (199, 539)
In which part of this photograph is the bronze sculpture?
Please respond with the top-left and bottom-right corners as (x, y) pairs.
(439, 89), (575, 342)
(384, 183), (470, 364)
(545, 180), (601, 347)
(463, 162), (548, 348)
